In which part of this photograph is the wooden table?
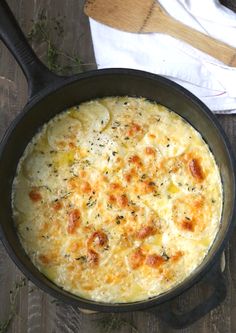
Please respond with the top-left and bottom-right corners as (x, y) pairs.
(0, 1), (236, 332)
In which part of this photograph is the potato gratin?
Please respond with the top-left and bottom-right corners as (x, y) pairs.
(12, 97), (222, 303)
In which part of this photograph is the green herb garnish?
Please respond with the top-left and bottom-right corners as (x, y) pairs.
(28, 9), (94, 75)
(95, 314), (139, 333)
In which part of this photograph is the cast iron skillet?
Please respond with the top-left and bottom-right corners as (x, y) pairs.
(0, 0), (236, 326)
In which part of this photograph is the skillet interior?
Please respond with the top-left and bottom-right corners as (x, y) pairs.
(0, 68), (235, 312)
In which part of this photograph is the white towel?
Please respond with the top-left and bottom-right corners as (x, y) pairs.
(89, 0), (236, 113)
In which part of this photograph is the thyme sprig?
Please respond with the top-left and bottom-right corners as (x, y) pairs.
(95, 314), (139, 333)
(28, 9), (94, 75)
(0, 277), (26, 333)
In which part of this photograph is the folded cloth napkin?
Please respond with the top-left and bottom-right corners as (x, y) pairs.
(89, 0), (236, 113)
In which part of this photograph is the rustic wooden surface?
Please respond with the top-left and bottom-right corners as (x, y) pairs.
(0, 0), (236, 332)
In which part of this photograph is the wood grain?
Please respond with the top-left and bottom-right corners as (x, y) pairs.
(0, 1), (236, 332)
(84, 0), (236, 66)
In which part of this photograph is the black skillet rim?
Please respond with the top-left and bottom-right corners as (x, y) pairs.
(0, 68), (236, 312)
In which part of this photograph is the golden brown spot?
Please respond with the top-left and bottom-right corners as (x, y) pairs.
(108, 194), (116, 204)
(124, 173), (132, 182)
(194, 199), (203, 209)
(52, 201), (62, 211)
(120, 233), (132, 247)
(189, 158), (204, 181)
(29, 189), (42, 202)
(171, 251), (184, 262)
(125, 225), (135, 234)
(181, 220), (194, 232)
(82, 284), (94, 291)
(110, 182), (121, 191)
(172, 195), (206, 232)
(129, 155), (142, 167)
(79, 170), (87, 177)
(80, 181), (91, 193)
(68, 177), (79, 189)
(132, 123), (141, 132)
(67, 209), (81, 234)
(145, 254), (165, 268)
(40, 222), (49, 233)
(136, 226), (156, 240)
(82, 225), (93, 234)
(145, 147), (156, 155)
(58, 141), (66, 148)
(68, 142), (76, 149)
(117, 194), (129, 208)
(101, 175), (108, 182)
(105, 275), (114, 284)
(127, 123), (141, 136)
(148, 133), (156, 139)
(70, 242), (80, 252)
(38, 254), (50, 264)
(88, 230), (108, 249)
(87, 249), (99, 266)
(124, 168), (137, 183)
(130, 248), (146, 269)
(139, 180), (156, 194)
(67, 264), (75, 272)
(162, 268), (174, 281)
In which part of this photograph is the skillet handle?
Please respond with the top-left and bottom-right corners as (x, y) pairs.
(0, 0), (63, 100)
(148, 261), (226, 329)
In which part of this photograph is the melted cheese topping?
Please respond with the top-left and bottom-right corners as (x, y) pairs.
(12, 97), (222, 303)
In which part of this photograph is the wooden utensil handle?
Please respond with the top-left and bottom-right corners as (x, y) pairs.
(146, 5), (236, 67)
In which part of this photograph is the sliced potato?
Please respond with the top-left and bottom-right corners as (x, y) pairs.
(145, 119), (190, 158)
(71, 101), (110, 133)
(47, 114), (82, 151)
(22, 150), (54, 183)
(13, 177), (49, 215)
